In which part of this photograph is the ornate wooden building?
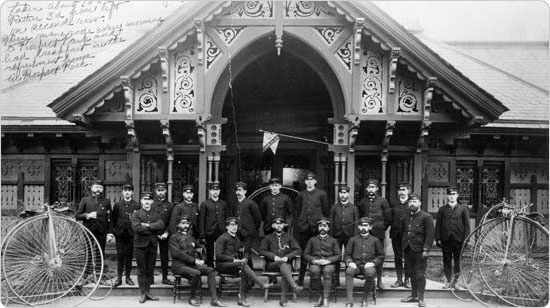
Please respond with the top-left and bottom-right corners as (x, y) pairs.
(2, 1), (548, 228)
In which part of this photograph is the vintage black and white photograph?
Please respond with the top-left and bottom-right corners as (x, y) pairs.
(1, 1), (548, 307)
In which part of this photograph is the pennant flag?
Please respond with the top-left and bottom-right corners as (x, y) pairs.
(262, 131), (280, 154)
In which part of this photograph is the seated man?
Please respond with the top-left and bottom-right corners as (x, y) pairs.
(215, 217), (271, 307)
(304, 217), (341, 307)
(169, 215), (225, 307)
(344, 217), (384, 307)
(259, 217), (303, 307)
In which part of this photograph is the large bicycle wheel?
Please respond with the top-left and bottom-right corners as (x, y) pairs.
(476, 216), (549, 307)
(1, 214), (102, 306)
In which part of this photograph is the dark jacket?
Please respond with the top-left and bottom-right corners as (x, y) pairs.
(329, 201), (359, 238)
(435, 204), (470, 242)
(199, 198), (230, 239)
(215, 232), (248, 263)
(357, 195), (391, 240)
(233, 198), (261, 238)
(76, 196), (112, 234)
(389, 200), (408, 239)
(303, 235), (341, 264)
(402, 209), (435, 253)
(152, 199), (173, 234)
(169, 231), (199, 270)
(169, 201), (199, 235)
(111, 199), (140, 238)
(130, 208), (165, 248)
(295, 188), (329, 233)
(344, 234), (384, 266)
(259, 231), (301, 261)
(260, 192), (293, 233)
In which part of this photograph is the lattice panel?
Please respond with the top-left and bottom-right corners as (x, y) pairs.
(457, 166), (475, 207)
(360, 46), (384, 114)
(427, 187), (446, 213)
(284, 1), (334, 18)
(396, 75), (420, 113)
(173, 46), (197, 114)
(510, 188), (531, 210)
(537, 189), (549, 214)
(1, 185), (18, 210)
(510, 163), (549, 184)
(24, 185), (44, 210)
(223, 1), (274, 18)
(135, 74), (160, 114)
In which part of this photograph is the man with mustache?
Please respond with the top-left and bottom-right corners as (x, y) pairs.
(170, 184), (199, 237)
(152, 182), (175, 285)
(199, 181), (230, 267)
(389, 182), (412, 289)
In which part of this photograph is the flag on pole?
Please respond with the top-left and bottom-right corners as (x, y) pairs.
(262, 131), (280, 154)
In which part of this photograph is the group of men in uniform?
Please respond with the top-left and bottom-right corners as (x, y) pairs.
(75, 172), (470, 307)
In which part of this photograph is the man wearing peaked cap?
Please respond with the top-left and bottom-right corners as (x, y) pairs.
(170, 184), (199, 240)
(259, 216), (303, 306)
(357, 178), (390, 290)
(390, 182), (412, 289)
(151, 181), (174, 285)
(295, 171), (329, 286)
(401, 192), (434, 307)
(112, 182), (140, 287)
(304, 216), (341, 307)
(200, 181), (230, 267)
(329, 183), (359, 287)
(233, 181), (262, 273)
(260, 177), (292, 235)
(435, 186), (469, 291)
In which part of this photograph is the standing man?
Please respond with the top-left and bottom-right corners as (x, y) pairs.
(260, 177), (293, 235)
(400, 193), (435, 308)
(216, 217), (271, 307)
(152, 182), (174, 285)
(130, 192), (164, 303)
(199, 181), (230, 267)
(328, 185), (359, 286)
(435, 186), (470, 289)
(357, 179), (390, 290)
(259, 217), (303, 307)
(295, 172), (329, 286)
(390, 182), (411, 288)
(75, 179), (114, 273)
(304, 218), (341, 307)
(111, 183), (141, 287)
(169, 215), (226, 307)
(344, 217), (385, 307)
(233, 182), (262, 257)
(170, 184), (199, 236)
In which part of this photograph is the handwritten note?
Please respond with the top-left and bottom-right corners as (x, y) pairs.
(1, 1), (180, 85)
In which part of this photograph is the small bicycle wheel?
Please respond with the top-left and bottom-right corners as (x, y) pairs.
(476, 216), (549, 307)
(2, 214), (96, 306)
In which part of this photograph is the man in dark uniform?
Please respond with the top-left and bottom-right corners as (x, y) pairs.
(435, 186), (470, 290)
(259, 217), (303, 307)
(295, 172), (329, 286)
(233, 182), (262, 258)
(169, 215), (226, 307)
(400, 193), (435, 308)
(199, 181), (230, 267)
(111, 183), (141, 287)
(215, 217), (271, 307)
(169, 184), (199, 236)
(151, 182), (174, 285)
(130, 192), (164, 303)
(304, 217), (341, 307)
(357, 179), (390, 290)
(390, 182), (411, 288)
(328, 185), (358, 286)
(260, 177), (293, 235)
(75, 179), (114, 275)
(344, 217), (385, 307)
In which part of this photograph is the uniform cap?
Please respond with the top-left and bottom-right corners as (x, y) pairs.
(209, 182), (221, 189)
(446, 186), (458, 194)
(366, 179), (379, 186)
(408, 193), (422, 202)
(397, 182), (411, 190)
(122, 183), (134, 190)
(178, 215), (191, 223)
(317, 217), (331, 225)
(225, 217), (238, 225)
(338, 185), (350, 192)
(269, 177), (282, 185)
(304, 172), (316, 180)
(271, 217), (287, 225)
(358, 217), (373, 225)
(235, 182), (247, 190)
(182, 184), (194, 192)
(154, 182), (167, 190)
(91, 179), (103, 186)
(141, 192), (153, 200)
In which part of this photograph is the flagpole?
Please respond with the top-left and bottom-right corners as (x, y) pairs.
(259, 129), (331, 146)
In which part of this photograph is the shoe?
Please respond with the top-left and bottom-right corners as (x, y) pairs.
(126, 277), (135, 285)
(401, 296), (419, 303)
(162, 278), (174, 285)
(404, 279), (411, 289)
(442, 282), (451, 289)
(345, 301), (354, 307)
(314, 296), (323, 307)
(189, 298), (201, 306)
(113, 278), (122, 288)
(279, 300), (289, 307)
(237, 295), (250, 307)
(292, 285), (303, 294)
(361, 299), (368, 307)
(322, 298), (329, 307)
(391, 280), (403, 288)
(211, 300), (226, 307)
(376, 282), (384, 290)
(145, 292), (159, 301)
(139, 294), (147, 303)
(418, 300), (426, 307)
